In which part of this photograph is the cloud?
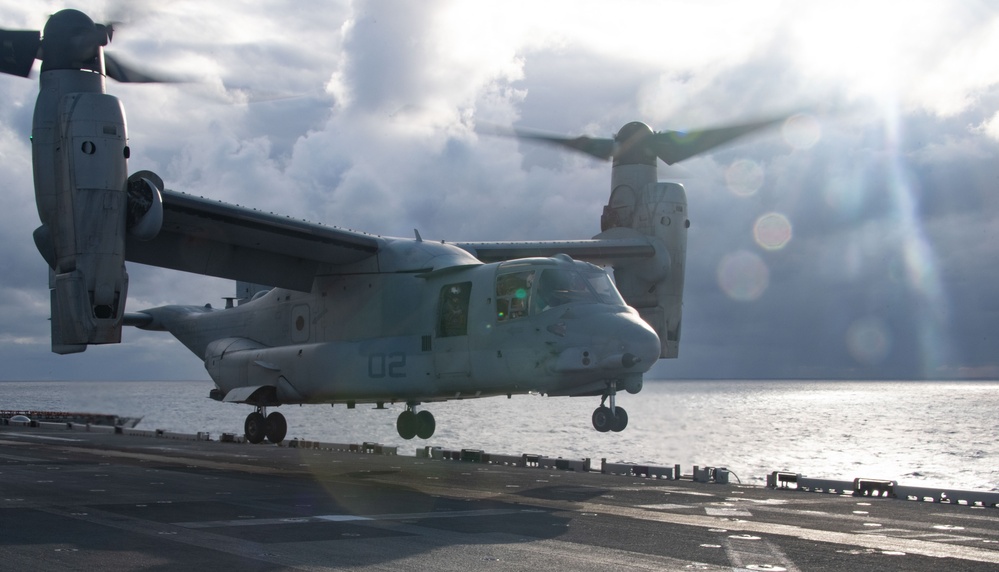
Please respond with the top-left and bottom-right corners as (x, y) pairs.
(979, 111), (999, 141)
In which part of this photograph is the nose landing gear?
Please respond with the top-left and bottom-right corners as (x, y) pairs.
(244, 407), (287, 444)
(397, 403), (436, 439)
(592, 383), (628, 432)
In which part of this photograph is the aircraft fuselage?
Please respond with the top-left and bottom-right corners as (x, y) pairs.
(138, 250), (660, 407)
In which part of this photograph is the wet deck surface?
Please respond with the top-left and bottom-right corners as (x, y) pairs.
(2, 424), (998, 571)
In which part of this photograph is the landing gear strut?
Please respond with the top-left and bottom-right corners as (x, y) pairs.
(396, 403), (435, 440)
(592, 383), (628, 433)
(244, 407), (287, 444)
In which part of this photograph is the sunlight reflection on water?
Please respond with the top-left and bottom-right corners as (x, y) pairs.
(2, 379), (996, 490)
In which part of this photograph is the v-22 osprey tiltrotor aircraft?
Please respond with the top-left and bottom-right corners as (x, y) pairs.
(3, 10), (784, 443)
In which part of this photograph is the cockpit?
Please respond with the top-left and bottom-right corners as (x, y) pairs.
(495, 256), (625, 322)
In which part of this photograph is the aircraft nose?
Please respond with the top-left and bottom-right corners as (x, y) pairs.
(548, 310), (661, 375)
(610, 314), (661, 372)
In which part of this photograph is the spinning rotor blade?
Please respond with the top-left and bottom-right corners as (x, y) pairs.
(104, 53), (177, 83)
(505, 127), (617, 161)
(650, 116), (786, 165)
(0, 29), (41, 77)
(495, 116), (786, 166)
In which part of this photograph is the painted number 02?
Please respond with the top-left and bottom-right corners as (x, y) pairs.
(368, 352), (406, 378)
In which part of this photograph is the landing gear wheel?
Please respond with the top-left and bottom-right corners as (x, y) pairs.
(610, 407), (628, 432)
(416, 410), (436, 439)
(397, 410), (418, 440)
(592, 406), (613, 433)
(244, 412), (266, 444)
(265, 412), (287, 443)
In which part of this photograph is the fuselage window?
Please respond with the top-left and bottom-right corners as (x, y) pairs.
(496, 271), (534, 322)
(438, 282), (472, 337)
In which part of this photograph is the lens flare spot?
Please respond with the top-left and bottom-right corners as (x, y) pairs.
(822, 172), (864, 216)
(725, 159), (764, 197)
(717, 250), (769, 301)
(846, 317), (892, 365)
(782, 113), (821, 150)
(753, 212), (792, 250)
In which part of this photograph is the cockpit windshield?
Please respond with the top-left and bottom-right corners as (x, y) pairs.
(495, 262), (625, 322)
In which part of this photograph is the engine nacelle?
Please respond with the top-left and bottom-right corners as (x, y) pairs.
(32, 74), (131, 353)
(598, 166), (688, 359)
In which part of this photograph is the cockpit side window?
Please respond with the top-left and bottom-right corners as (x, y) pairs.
(438, 282), (471, 337)
(495, 271), (534, 322)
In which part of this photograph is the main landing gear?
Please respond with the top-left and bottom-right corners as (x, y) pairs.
(244, 407), (287, 444)
(396, 403), (435, 440)
(592, 383), (628, 433)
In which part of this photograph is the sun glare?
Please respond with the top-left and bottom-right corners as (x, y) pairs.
(785, 1), (986, 116)
(789, 4), (914, 101)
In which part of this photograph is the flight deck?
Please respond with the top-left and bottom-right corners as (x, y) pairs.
(2, 421), (999, 571)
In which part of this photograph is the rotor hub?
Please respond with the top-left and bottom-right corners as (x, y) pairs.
(613, 122), (657, 167)
(40, 9), (110, 74)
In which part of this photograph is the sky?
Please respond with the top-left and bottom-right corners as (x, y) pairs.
(0, 0), (997, 381)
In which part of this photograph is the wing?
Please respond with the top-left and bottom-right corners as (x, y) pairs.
(125, 189), (382, 291)
(454, 232), (655, 265)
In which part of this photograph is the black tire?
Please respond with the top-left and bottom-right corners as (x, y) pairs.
(591, 406), (613, 432)
(244, 412), (266, 444)
(610, 407), (628, 432)
(397, 410), (417, 440)
(265, 412), (287, 443)
(415, 410), (436, 439)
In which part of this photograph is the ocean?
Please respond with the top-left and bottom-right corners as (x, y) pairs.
(1, 379), (996, 491)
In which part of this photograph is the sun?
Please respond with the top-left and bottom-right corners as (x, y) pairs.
(784, 1), (981, 114)
(789, 4), (912, 100)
